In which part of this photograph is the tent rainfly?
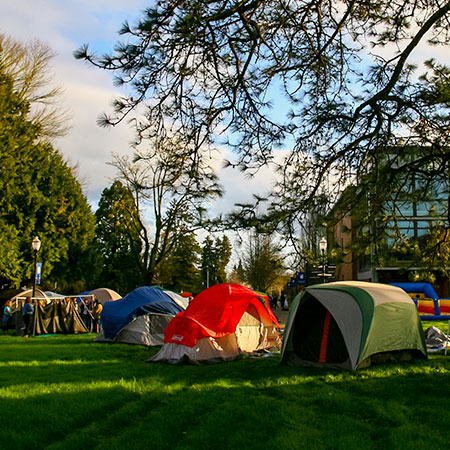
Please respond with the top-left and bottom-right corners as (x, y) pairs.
(150, 283), (281, 364)
(281, 281), (427, 370)
(94, 286), (187, 346)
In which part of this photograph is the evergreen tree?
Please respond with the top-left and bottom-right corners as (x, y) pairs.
(156, 231), (201, 293)
(200, 237), (215, 289)
(200, 235), (232, 288)
(94, 181), (143, 295)
(214, 235), (232, 284)
(0, 70), (97, 291)
(228, 261), (245, 286)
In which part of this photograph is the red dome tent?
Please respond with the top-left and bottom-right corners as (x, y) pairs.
(151, 283), (281, 363)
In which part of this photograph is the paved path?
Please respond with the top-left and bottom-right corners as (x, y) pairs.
(272, 307), (289, 328)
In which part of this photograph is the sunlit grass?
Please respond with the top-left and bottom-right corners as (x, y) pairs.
(0, 325), (449, 450)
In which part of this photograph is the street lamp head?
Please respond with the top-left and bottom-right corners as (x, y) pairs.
(31, 236), (41, 252)
(319, 237), (327, 253)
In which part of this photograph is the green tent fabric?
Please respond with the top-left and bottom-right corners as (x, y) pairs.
(281, 281), (427, 370)
(33, 299), (88, 335)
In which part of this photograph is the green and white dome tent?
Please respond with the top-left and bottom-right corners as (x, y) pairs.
(281, 281), (427, 370)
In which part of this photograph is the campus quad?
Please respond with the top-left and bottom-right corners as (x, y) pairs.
(281, 281), (427, 370)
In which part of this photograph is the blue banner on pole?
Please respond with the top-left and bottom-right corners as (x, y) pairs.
(296, 271), (306, 285)
(35, 262), (42, 285)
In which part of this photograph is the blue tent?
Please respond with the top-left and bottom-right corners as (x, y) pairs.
(101, 286), (184, 340)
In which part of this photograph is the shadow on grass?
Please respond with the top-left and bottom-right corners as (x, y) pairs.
(1, 334), (449, 386)
(1, 335), (450, 449)
(0, 362), (449, 450)
(0, 326), (450, 450)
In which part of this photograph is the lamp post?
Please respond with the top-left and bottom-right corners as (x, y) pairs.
(31, 236), (41, 298)
(319, 237), (327, 283)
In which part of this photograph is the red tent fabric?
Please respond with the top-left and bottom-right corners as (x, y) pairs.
(163, 284), (280, 348)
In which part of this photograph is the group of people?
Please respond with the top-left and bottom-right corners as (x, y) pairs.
(1, 295), (103, 336)
(269, 291), (289, 311)
(2, 297), (35, 337)
(76, 297), (102, 333)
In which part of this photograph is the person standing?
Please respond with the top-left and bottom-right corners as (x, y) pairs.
(22, 297), (34, 338)
(280, 291), (288, 311)
(2, 300), (14, 335)
(91, 299), (103, 333)
(80, 299), (93, 331)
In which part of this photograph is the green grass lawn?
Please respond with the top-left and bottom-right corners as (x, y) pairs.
(0, 323), (449, 450)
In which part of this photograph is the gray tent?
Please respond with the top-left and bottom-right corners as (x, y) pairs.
(281, 281), (427, 369)
(94, 313), (173, 346)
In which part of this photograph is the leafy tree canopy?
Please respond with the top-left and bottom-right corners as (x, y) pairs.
(75, 2), (450, 171)
(201, 235), (232, 288)
(239, 232), (284, 293)
(75, 2), (450, 269)
(106, 135), (223, 286)
(0, 33), (70, 139)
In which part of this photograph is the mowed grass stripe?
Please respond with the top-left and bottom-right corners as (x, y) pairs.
(0, 323), (449, 450)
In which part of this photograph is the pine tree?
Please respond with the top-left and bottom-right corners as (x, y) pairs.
(0, 70), (97, 291)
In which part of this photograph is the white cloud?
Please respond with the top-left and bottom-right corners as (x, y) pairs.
(55, 71), (136, 205)
(1, 1), (148, 208)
